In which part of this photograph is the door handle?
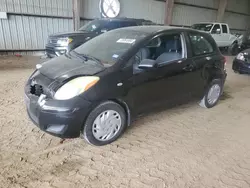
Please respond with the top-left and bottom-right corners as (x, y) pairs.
(183, 64), (194, 71)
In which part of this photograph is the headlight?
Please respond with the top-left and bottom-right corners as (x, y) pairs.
(54, 76), (99, 100)
(57, 37), (73, 46)
(236, 53), (245, 61)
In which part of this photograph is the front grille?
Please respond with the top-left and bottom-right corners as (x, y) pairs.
(30, 84), (44, 97)
(48, 37), (58, 45)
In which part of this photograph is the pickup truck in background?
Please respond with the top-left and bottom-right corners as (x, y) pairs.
(191, 22), (239, 55)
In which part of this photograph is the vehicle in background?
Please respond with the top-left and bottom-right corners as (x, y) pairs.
(191, 22), (239, 55)
(238, 31), (250, 51)
(233, 50), (250, 74)
(25, 26), (227, 146)
(45, 18), (156, 58)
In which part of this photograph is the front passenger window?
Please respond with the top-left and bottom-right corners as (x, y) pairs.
(135, 34), (184, 66)
(211, 24), (221, 34)
(133, 34), (184, 74)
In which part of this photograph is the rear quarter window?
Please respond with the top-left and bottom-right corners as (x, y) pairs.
(188, 32), (215, 56)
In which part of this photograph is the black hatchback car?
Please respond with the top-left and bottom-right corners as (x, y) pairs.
(25, 26), (227, 146)
(45, 18), (155, 57)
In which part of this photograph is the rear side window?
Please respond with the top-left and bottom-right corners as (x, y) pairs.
(188, 33), (214, 56)
(222, 24), (228, 33)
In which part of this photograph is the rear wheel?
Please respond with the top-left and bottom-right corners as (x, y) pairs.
(199, 79), (223, 108)
(82, 101), (126, 146)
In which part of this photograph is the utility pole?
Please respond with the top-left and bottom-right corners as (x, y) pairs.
(73, 0), (80, 31)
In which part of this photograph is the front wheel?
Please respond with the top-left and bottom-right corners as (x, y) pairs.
(199, 79), (223, 108)
(82, 101), (126, 146)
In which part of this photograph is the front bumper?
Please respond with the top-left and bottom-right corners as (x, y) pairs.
(45, 45), (69, 58)
(232, 59), (250, 73)
(25, 93), (93, 138)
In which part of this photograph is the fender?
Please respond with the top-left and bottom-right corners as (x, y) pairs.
(113, 98), (132, 127)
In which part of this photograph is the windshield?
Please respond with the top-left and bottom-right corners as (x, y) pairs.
(74, 30), (147, 66)
(79, 20), (103, 32)
(191, 24), (213, 32)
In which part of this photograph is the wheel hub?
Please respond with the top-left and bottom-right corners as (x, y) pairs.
(207, 84), (221, 105)
(92, 110), (122, 141)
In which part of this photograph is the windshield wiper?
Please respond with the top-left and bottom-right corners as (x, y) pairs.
(84, 54), (103, 65)
(70, 51), (88, 61)
(71, 51), (103, 66)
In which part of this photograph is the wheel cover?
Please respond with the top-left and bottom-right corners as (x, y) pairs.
(207, 84), (221, 105)
(92, 110), (122, 141)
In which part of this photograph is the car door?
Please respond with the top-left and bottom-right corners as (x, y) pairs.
(211, 24), (223, 47)
(130, 31), (204, 114)
(187, 31), (217, 98)
(221, 24), (231, 46)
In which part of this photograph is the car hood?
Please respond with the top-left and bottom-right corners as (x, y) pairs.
(38, 55), (105, 81)
(50, 30), (95, 38)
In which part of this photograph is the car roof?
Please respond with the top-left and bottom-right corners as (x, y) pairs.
(114, 25), (196, 34)
(193, 22), (228, 25)
(97, 17), (153, 22)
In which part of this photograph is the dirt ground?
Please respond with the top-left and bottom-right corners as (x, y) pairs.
(1, 55), (250, 188)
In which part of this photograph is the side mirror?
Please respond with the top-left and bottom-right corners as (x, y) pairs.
(138, 59), (157, 69)
(216, 28), (221, 34)
(211, 28), (221, 34)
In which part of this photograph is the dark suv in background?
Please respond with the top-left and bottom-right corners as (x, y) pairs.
(45, 18), (156, 58)
(239, 31), (250, 51)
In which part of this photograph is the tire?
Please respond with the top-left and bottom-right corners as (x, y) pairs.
(82, 101), (126, 146)
(199, 79), (223, 109)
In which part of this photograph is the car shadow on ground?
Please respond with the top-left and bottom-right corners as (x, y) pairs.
(220, 90), (233, 101)
(127, 89), (233, 132)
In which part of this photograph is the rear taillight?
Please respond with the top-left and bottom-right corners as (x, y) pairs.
(223, 56), (227, 65)
(223, 56), (227, 71)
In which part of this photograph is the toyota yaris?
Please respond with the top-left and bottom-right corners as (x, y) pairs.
(25, 26), (227, 146)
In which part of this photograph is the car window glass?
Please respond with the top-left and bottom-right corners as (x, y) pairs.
(120, 21), (137, 27)
(74, 30), (147, 66)
(141, 21), (155, 26)
(189, 33), (214, 56)
(79, 20), (103, 32)
(222, 25), (228, 33)
(103, 21), (121, 30)
(211, 24), (221, 34)
(191, 24), (213, 32)
(133, 34), (184, 73)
